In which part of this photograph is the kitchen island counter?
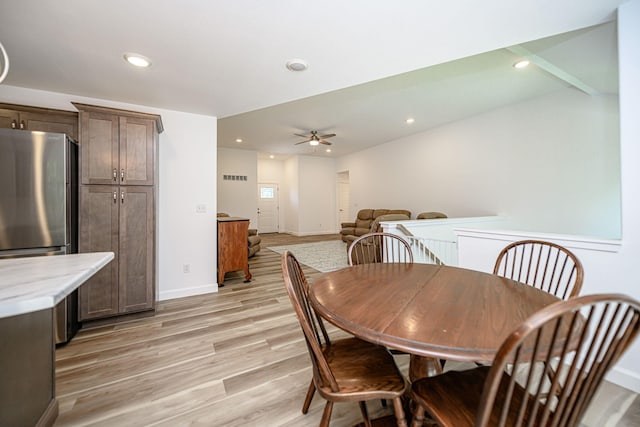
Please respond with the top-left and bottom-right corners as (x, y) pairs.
(0, 251), (114, 427)
(0, 252), (114, 318)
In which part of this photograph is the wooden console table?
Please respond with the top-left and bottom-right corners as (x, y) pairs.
(217, 217), (252, 285)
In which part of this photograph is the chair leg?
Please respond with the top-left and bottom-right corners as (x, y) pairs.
(411, 404), (426, 427)
(302, 380), (315, 414)
(359, 401), (372, 427)
(320, 401), (334, 427)
(392, 397), (408, 427)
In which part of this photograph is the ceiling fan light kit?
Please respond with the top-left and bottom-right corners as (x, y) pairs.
(294, 130), (335, 146)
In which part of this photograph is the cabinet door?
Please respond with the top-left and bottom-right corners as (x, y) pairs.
(0, 108), (20, 130)
(80, 111), (119, 185)
(20, 111), (79, 140)
(119, 186), (155, 313)
(119, 116), (155, 185)
(0, 106), (78, 139)
(78, 185), (120, 320)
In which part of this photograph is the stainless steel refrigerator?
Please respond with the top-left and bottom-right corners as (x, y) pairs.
(0, 128), (79, 344)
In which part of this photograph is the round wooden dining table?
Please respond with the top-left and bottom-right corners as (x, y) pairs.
(309, 262), (562, 381)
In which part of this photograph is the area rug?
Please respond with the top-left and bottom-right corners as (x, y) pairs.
(267, 240), (349, 272)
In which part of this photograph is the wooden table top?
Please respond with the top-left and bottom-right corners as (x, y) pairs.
(310, 262), (561, 363)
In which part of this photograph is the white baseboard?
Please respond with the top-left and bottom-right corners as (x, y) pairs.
(158, 283), (218, 301)
(283, 230), (338, 237)
(606, 365), (640, 393)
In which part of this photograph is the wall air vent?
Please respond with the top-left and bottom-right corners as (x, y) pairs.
(223, 175), (248, 181)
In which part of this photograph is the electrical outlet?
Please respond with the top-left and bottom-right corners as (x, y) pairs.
(196, 204), (206, 213)
(183, 264), (190, 273)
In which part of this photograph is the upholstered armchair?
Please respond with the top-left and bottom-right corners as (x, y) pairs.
(416, 211), (447, 219)
(340, 209), (411, 243)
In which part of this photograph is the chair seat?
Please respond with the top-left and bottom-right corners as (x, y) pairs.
(412, 366), (535, 427)
(320, 338), (407, 399)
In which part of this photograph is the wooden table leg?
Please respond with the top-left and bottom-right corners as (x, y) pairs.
(409, 355), (443, 382)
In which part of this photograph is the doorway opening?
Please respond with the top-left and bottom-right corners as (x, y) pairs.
(337, 171), (350, 226)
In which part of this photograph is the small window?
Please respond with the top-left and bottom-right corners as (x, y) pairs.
(260, 187), (275, 199)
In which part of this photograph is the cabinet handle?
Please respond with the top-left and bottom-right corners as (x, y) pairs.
(121, 169), (125, 182)
(11, 120), (17, 129)
(121, 191), (125, 203)
(113, 168), (117, 181)
(19, 120), (25, 130)
(113, 191), (117, 203)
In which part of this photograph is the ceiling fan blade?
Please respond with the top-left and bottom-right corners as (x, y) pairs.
(318, 133), (336, 139)
(320, 140), (332, 145)
(294, 133), (310, 138)
(295, 139), (312, 145)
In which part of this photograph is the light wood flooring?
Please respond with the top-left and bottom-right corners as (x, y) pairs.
(54, 233), (639, 426)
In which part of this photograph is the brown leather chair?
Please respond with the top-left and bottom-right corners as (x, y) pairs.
(410, 293), (640, 427)
(416, 211), (448, 219)
(340, 209), (411, 243)
(281, 251), (409, 427)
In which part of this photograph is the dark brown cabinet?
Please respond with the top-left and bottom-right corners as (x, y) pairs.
(0, 103), (78, 140)
(217, 217), (252, 285)
(73, 103), (157, 186)
(79, 185), (155, 320)
(75, 104), (162, 322)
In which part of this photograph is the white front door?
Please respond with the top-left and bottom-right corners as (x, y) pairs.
(257, 183), (279, 233)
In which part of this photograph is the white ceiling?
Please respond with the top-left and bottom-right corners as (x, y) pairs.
(0, 1), (623, 157)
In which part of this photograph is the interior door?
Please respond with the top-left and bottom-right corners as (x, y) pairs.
(337, 172), (350, 225)
(257, 183), (279, 233)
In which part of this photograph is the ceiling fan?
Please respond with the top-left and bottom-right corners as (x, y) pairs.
(294, 130), (336, 146)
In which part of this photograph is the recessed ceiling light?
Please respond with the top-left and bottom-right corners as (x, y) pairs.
(269, 154), (275, 159)
(235, 138), (243, 143)
(286, 59), (308, 72)
(513, 60), (530, 69)
(406, 118), (415, 124)
(124, 53), (152, 68)
(326, 148), (332, 153)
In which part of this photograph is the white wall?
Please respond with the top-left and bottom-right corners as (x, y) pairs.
(217, 148), (258, 227)
(283, 156), (299, 234)
(298, 156), (338, 235)
(337, 89), (620, 239)
(453, 1), (640, 392)
(0, 85), (218, 300)
(608, 0), (640, 392)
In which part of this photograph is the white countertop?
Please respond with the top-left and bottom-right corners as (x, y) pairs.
(0, 252), (114, 318)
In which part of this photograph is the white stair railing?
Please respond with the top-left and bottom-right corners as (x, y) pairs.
(406, 236), (458, 266)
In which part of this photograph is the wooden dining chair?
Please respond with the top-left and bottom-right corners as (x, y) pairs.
(410, 293), (640, 427)
(348, 232), (414, 266)
(493, 240), (584, 300)
(281, 251), (409, 427)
